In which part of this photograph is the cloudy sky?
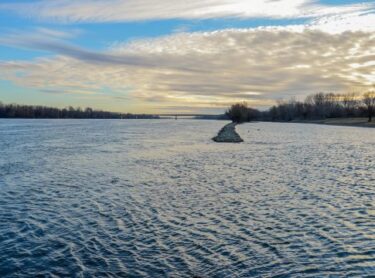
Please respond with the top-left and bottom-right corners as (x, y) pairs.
(0, 0), (374, 114)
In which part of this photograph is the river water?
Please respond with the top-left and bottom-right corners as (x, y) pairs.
(0, 119), (374, 277)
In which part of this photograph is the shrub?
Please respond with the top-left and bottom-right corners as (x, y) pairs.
(226, 102), (259, 123)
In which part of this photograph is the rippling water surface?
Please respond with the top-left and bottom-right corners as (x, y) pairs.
(0, 119), (374, 277)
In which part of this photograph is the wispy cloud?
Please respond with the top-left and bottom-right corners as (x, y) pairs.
(308, 10), (375, 33)
(1, 26), (374, 112)
(0, 27), (83, 57)
(0, 0), (373, 23)
(0, 27), (214, 72)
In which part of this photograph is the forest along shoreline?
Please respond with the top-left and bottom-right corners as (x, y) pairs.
(211, 91), (375, 136)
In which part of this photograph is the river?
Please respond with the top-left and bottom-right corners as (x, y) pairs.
(0, 119), (374, 277)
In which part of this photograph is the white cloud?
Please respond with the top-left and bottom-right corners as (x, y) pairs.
(309, 10), (375, 33)
(0, 27), (81, 48)
(0, 0), (373, 23)
(1, 27), (374, 112)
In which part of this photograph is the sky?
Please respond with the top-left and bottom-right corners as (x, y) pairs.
(0, 0), (374, 114)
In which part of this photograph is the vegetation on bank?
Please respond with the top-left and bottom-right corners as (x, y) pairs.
(0, 102), (159, 119)
(226, 91), (375, 124)
(225, 103), (260, 123)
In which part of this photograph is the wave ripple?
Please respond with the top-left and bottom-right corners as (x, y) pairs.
(0, 120), (374, 277)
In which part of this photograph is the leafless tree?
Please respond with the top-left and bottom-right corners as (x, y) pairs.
(0, 101), (159, 119)
(258, 91), (374, 122)
(363, 91), (375, 122)
(342, 92), (358, 117)
(226, 102), (259, 123)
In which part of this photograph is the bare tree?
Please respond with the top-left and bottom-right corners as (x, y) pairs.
(226, 102), (259, 123)
(363, 91), (375, 122)
(238, 91), (375, 122)
(342, 92), (358, 117)
(0, 101), (160, 119)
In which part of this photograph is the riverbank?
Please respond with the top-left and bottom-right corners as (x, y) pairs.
(212, 122), (243, 143)
(289, 118), (375, 128)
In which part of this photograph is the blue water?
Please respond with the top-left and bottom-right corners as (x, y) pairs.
(0, 119), (374, 277)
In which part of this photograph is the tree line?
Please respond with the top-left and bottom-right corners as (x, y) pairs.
(226, 91), (375, 123)
(0, 102), (160, 119)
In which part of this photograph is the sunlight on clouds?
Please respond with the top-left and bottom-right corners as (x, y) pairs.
(0, 0), (373, 22)
(309, 11), (375, 33)
(0, 27), (374, 113)
(0, 1), (373, 113)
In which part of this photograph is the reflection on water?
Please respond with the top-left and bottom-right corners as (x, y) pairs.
(0, 119), (374, 277)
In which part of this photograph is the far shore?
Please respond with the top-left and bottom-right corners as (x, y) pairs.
(278, 118), (375, 128)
